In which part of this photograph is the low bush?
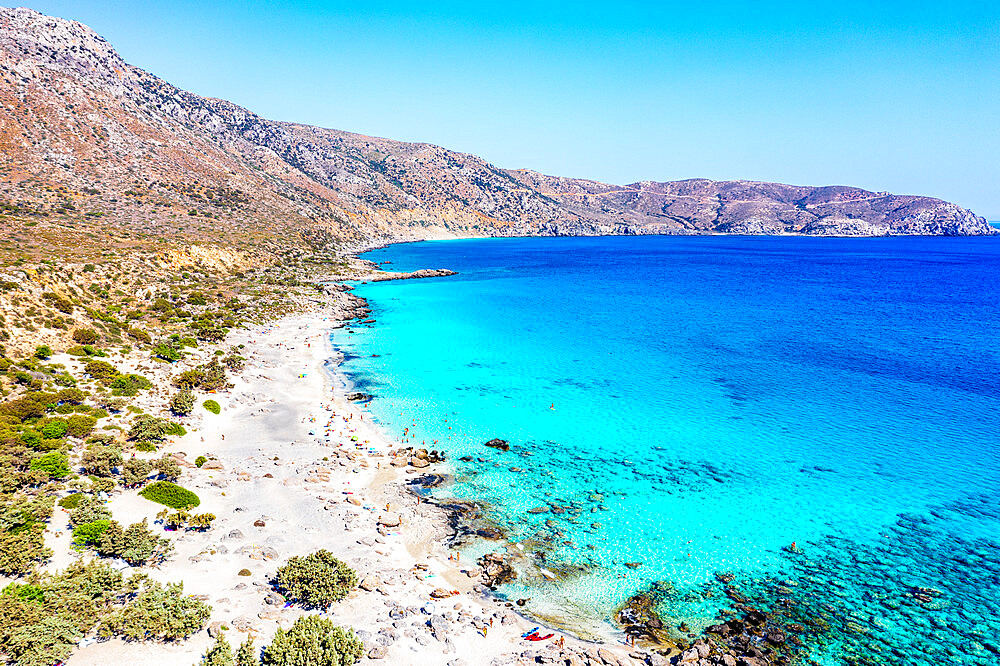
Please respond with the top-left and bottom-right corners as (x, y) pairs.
(34, 345), (52, 360)
(173, 358), (230, 391)
(203, 399), (221, 415)
(84, 359), (119, 383)
(110, 373), (151, 397)
(72, 328), (99, 344)
(127, 414), (170, 443)
(199, 633), (233, 666)
(89, 475), (115, 494)
(69, 495), (112, 527)
(274, 550), (357, 609)
(81, 444), (122, 477)
(195, 455), (207, 468)
(95, 518), (172, 565)
(57, 387), (86, 404)
(72, 519), (111, 547)
(169, 388), (195, 416)
(151, 339), (183, 363)
(58, 493), (83, 510)
(121, 458), (152, 487)
(139, 481), (200, 509)
(0, 527), (51, 575)
(150, 455), (180, 482)
(158, 509), (215, 531)
(99, 579), (210, 641)
(29, 451), (70, 478)
(40, 418), (68, 439)
(260, 615), (363, 666)
(67, 414), (98, 438)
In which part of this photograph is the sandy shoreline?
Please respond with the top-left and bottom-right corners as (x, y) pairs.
(54, 298), (660, 666)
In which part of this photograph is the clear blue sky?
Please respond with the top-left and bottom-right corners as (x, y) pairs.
(12, 1), (1000, 217)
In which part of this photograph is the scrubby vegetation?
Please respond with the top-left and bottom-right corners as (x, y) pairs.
(139, 480), (200, 509)
(260, 615), (363, 666)
(169, 387), (195, 415)
(0, 197), (364, 665)
(157, 508), (216, 531)
(0, 561), (209, 665)
(173, 358), (230, 391)
(275, 550), (358, 608)
(100, 578), (211, 640)
(203, 399), (221, 414)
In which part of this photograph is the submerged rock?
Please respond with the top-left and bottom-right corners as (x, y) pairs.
(484, 438), (510, 452)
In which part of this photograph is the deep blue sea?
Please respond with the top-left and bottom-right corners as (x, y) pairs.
(332, 236), (1000, 664)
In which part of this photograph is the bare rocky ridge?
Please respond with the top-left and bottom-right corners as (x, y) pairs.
(0, 7), (994, 241)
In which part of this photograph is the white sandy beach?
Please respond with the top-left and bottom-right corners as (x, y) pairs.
(46, 305), (657, 666)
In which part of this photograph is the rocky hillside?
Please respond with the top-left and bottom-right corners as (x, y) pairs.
(0, 7), (993, 244)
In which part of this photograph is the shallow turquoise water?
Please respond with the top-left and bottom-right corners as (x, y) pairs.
(333, 236), (1000, 663)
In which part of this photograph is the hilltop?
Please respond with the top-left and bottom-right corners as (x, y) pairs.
(0, 5), (993, 254)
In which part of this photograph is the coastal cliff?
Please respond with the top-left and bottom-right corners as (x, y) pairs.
(1, 6), (994, 245)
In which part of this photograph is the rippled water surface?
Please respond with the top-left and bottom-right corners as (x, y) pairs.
(333, 236), (1000, 663)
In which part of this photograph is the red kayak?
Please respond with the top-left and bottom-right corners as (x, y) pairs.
(526, 633), (554, 641)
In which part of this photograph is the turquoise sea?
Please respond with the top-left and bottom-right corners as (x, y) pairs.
(332, 236), (1000, 664)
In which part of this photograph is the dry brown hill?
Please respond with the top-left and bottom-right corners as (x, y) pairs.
(0, 6), (994, 250)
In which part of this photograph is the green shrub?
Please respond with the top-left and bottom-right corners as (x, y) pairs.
(69, 495), (112, 527)
(169, 388), (195, 416)
(203, 399), (221, 415)
(173, 358), (229, 391)
(195, 455), (207, 468)
(235, 636), (257, 666)
(274, 550), (357, 609)
(99, 580), (210, 641)
(125, 327), (151, 344)
(40, 418), (68, 439)
(151, 339), (183, 362)
(0, 392), (50, 420)
(4, 615), (82, 666)
(58, 493), (83, 510)
(223, 351), (245, 372)
(84, 359), (119, 383)
(260, 615), (363, 666)
(57, 387), (86, 404)
(152, 455), (181, 481)
(89, 475), (115, 494)
(81, 444), (122, 476)
(67, 344), (106, 357)
(110, 373), (151, 396)
(95, 518), (172, 565)
(72, 328), (99, 344)
(199, 633), (234, 666)
(2, 582), (46, 603)
(165, 421), (186, 437)
(150, 297), (173, 313)
(121, 458), (152, 487)
(20, 429), (42, 448)
(0, 527), (51, 575)
(67, 414), (98, 438)
(29, 451), (70, 478)
(139, 481), (200, 509)
(34, 345), (52, 360)
(72, 519), (111, 547)
(43, 292), (74, 314)
(159, 509), (215, 531)
(128, 414), (170, 443)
